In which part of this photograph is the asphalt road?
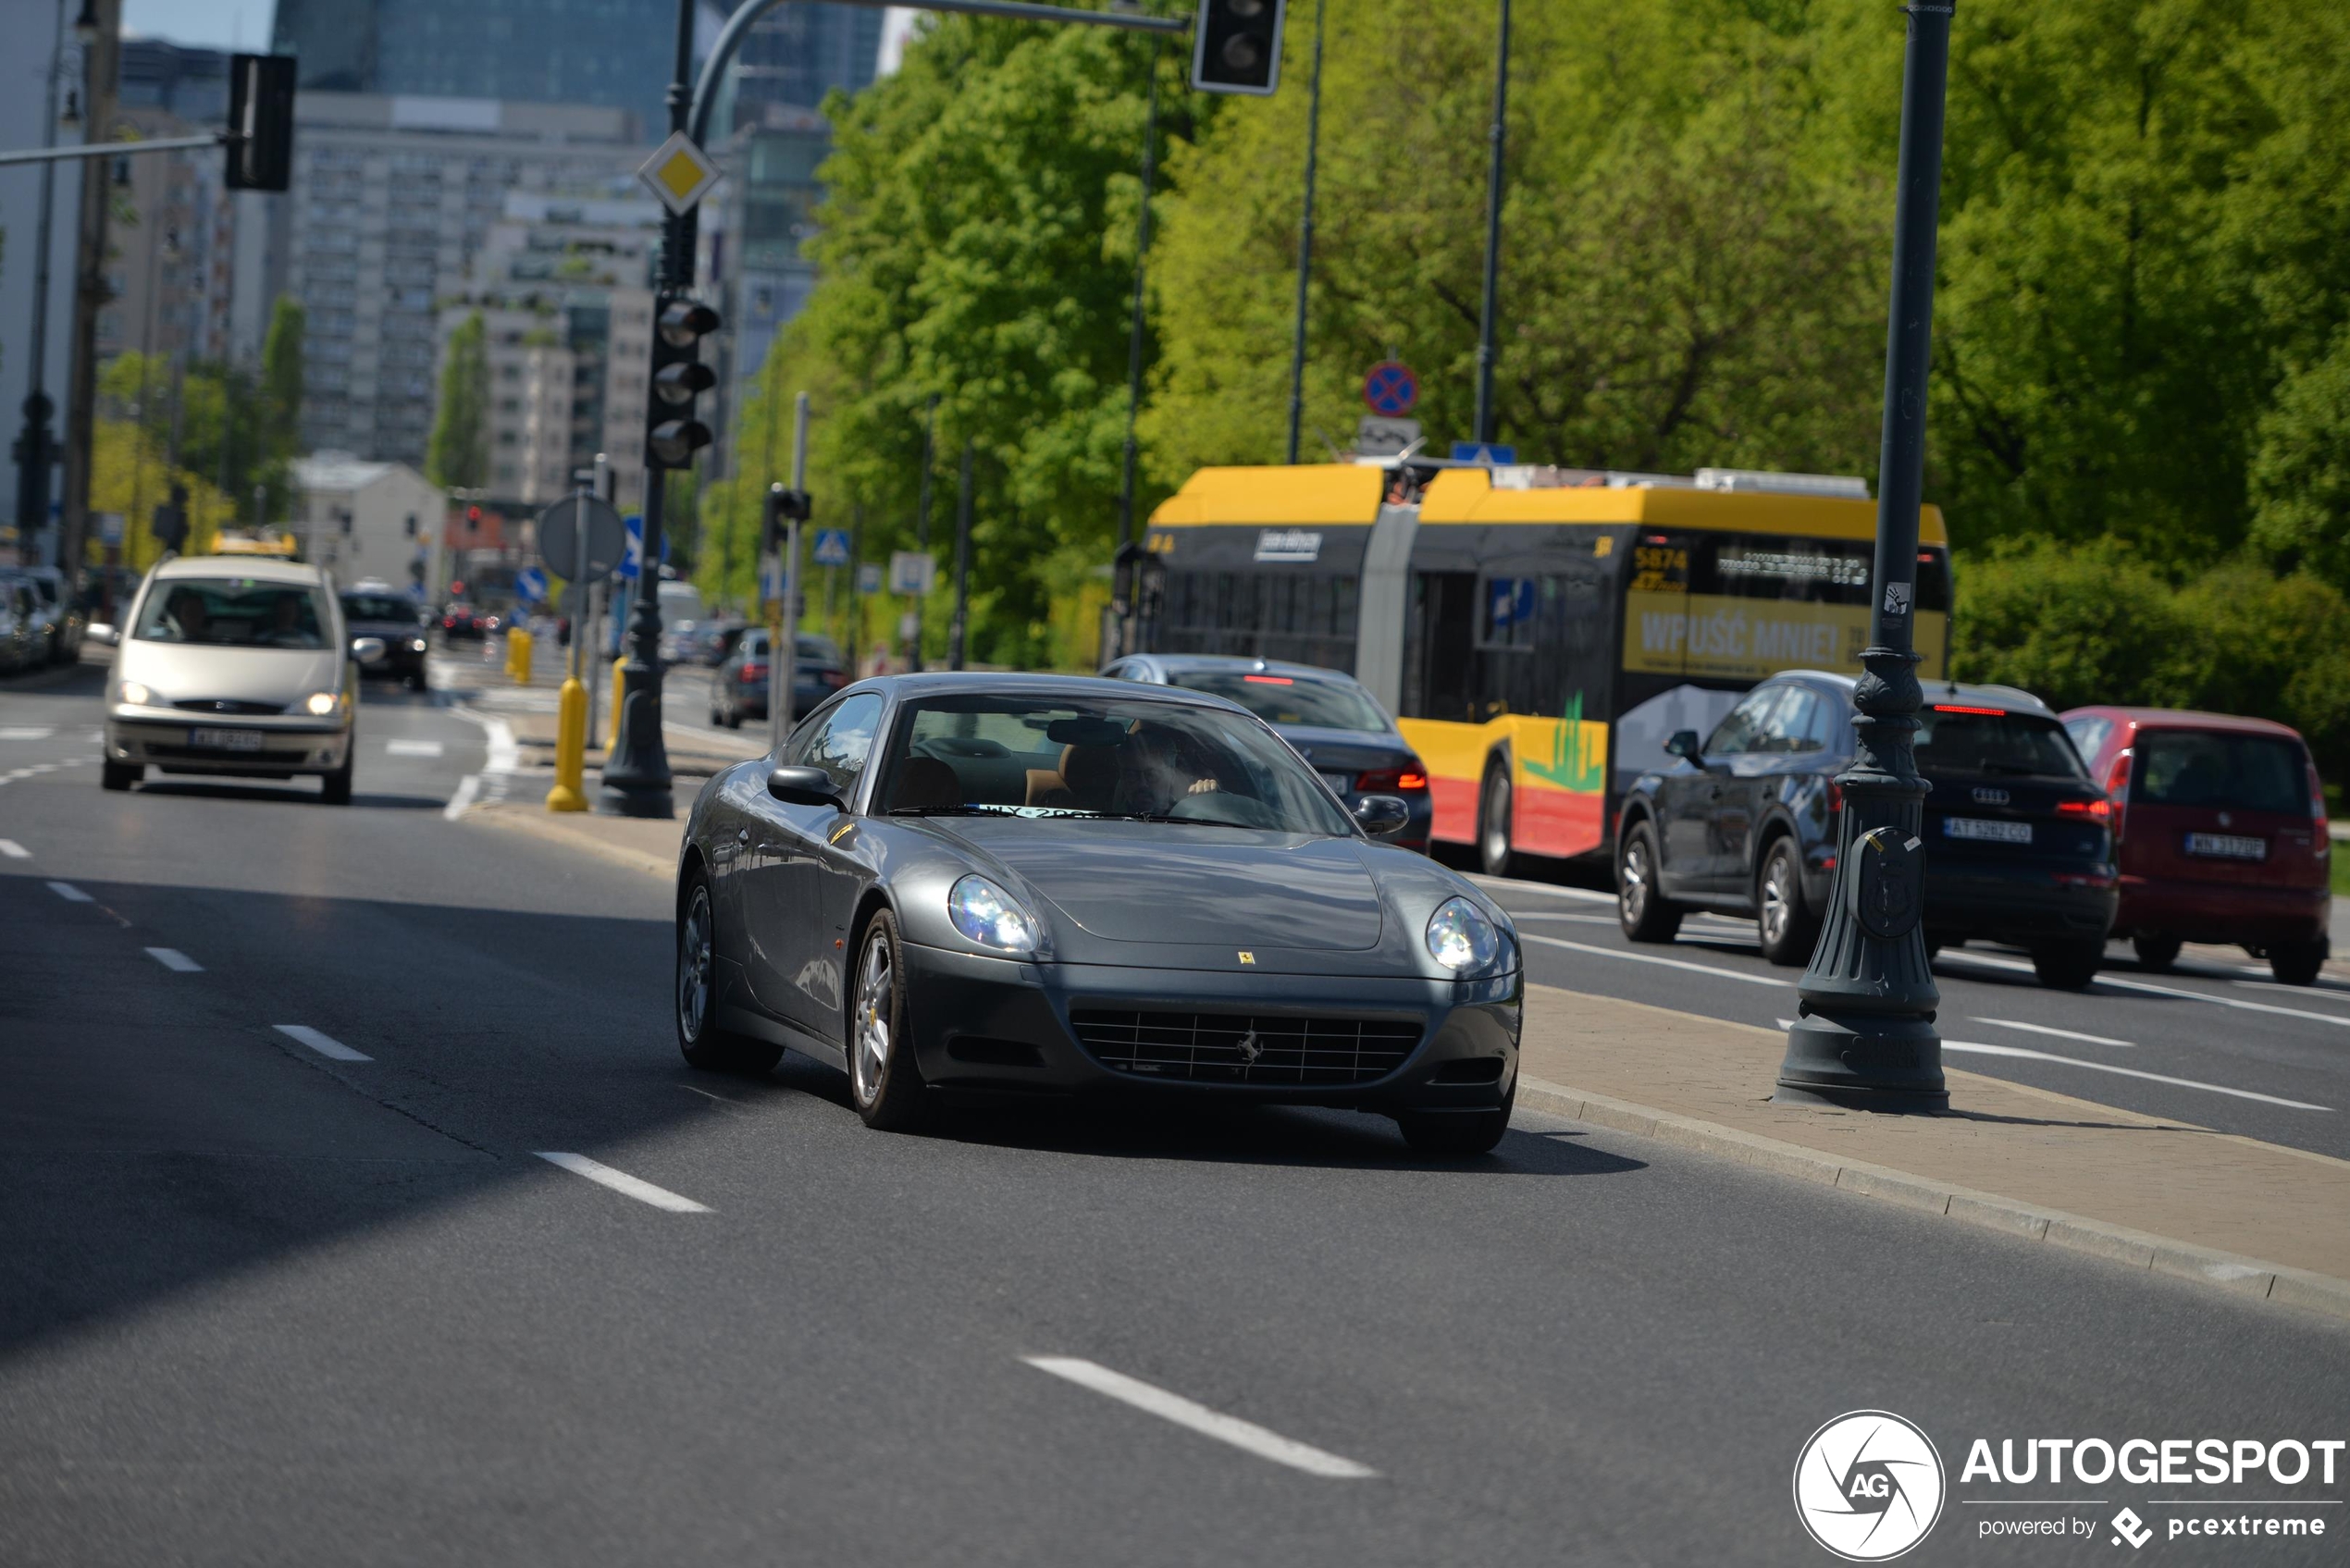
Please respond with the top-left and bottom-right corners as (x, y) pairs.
(3, 658), (2345, 1566)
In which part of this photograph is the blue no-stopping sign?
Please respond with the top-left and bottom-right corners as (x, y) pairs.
(1364, 361), (1419, 417)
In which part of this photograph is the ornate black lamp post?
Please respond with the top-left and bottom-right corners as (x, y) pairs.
(1775, 0), (1957, 1111)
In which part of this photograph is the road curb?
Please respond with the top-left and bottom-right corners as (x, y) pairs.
(1515, 1073), (2350, 1326)
(460, 802), (677, 882)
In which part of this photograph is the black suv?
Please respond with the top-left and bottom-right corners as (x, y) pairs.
(1614, 673), (2119, 987)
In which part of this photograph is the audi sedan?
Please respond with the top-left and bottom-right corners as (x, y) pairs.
(674, 673), (1522, 1154)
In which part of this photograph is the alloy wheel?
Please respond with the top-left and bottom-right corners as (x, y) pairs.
(677, 887), (713, 1043)
(1481, 771), (1511, 871)
(1761, 851), (1794, 948)
(1621, 840), (1650, 924)
(853, 927), (895, 1105)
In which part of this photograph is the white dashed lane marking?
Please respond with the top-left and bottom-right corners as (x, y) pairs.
(0, 726), (56, 740)
(385, 738), (444, 757)
(0, 838), (28, 858)
(1973, 1018), (2134, 1049)
(1021, 1356), (1378, 1479)
(274, 1025), (371, 1062)
(532, 1152), (711, 1213)
(144, 947), (204, 972)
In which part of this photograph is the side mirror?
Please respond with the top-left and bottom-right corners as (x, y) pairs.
(85, 622), (118, 646)
(1665, 729), (1702, 760)
(768, 764), (844, 811)
(1354, 794), (1412, 838)
(352, 636), (387, 665)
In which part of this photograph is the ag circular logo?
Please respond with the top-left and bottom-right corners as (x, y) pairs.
(1792, 1410), (1946, 1561)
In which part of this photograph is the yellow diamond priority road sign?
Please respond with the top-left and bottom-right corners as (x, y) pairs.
(637, 130), (722, 216)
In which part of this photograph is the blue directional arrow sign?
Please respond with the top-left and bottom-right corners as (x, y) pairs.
(618, 514), (643, 581)
(514, 566), (549, 603)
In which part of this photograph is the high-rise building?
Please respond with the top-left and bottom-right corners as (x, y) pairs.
(271, 2), (883, 146)
(280, 93), (647, 470)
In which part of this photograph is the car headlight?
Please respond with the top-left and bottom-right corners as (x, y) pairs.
(303, 691), (340, 717)
(118, 679), (153, 707)
(947, 874), (1037, 954)
(408, 636), (427, 652)
(1426, 895), (1503, 973)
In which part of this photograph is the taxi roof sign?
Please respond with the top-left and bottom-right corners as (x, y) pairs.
(637, 130), (723, 216)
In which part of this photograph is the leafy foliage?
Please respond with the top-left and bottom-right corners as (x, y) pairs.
(426, 311), (490, 491)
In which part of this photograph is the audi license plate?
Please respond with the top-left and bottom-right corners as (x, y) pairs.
(1319, 771), (1354, 796)
(1944, 817), (2031, 845)
(2185, 832), (2267, 861)
(187, 727), (265, 752)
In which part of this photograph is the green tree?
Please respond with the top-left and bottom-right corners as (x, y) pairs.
(426, 310), (490, 490)
(260, 295), (305, 462)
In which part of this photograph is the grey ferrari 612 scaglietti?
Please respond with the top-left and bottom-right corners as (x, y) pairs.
(674, 673), (1524, 1154)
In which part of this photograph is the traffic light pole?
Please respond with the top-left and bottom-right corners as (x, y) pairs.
(1471, 0), (1511, 448)
(1283, 0), (1325, 466)
(1774, 0), (1955, 1111)
(598, 0), (700, 818)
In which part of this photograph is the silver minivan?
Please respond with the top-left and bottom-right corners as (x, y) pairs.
(104, 557), (384, 803)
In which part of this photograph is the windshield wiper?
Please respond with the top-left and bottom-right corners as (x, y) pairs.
(887, 804), (1005, 817)
(1112, 812), (1230, 826)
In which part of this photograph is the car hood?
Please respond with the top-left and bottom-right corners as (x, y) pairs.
(115, 639), (341, 704)
(938, 817), (1385, 950)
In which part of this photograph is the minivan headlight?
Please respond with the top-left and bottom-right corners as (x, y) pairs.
(118, 679), (153, 707)
(1426, 895), (1503, 973)
(303, 691), (340, 717)
(947, 874), (1036, 954)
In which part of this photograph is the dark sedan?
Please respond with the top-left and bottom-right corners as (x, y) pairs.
(1100, 654), (1433, 853)
(1615, 673), (2118, 988)
(341, 590), (431, 689)
(708, 629), (849, 729)
(674, 673), (1523, 1154)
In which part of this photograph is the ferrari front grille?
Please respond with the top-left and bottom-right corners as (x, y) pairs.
(1070, 1009), (1421, 1085)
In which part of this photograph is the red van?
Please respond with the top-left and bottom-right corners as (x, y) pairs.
(2059, 708), (2331, 983)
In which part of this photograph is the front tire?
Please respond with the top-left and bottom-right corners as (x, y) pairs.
(675, 870), (782, 1073)
(1478, 759), (1517, 877)
(2270, 936), (2328, 986)
(101, 760), (142, 792)
(1755, 836), (1818, 967)
(2030, 939), (2103, 990)
(1617, 821), (1683, 943)
(848, 909), (929, 1130)
(1396, 1079), (1515, 1157)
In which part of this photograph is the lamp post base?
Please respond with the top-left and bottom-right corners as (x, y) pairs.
(1773, 1011), (1948, 1112)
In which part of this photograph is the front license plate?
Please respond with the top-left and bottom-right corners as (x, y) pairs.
(1945, 817), (2032, 845)
(2185, 832), (2267, 861)
(188, 727), (266, 752)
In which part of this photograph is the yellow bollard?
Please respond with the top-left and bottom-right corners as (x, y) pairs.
(509, 626), (534, 684)
(607, 656), (628, 750)
(546, 673), (588, 811)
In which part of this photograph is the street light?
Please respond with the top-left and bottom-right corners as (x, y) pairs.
(1774, 0), (1958, 1111)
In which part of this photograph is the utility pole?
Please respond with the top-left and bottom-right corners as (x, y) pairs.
(1774, 0), (1955, 1112)
(1118, 43), (1159, 549)
(1471, 0), (1511, 447)
(949, 440), (972, 672)
(13, 0), (72, 568)
(1284, 0), (1328, 465)
(771, 390), (808, 755)
(60, 0), (121, 586)
(598, 0), (699, 817)
(911, 394), (935, 672)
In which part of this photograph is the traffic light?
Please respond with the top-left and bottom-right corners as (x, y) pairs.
(761, 483), (811, 554)
(647, 295), (721, 469)
(226, 55), (295, 191)
(1192, 0), (1286, 96)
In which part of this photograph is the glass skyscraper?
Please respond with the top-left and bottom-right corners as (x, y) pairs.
(272, 1), (883, 142)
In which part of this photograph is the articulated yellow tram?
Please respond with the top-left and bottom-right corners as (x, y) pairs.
(1140, 461), (1950, 870)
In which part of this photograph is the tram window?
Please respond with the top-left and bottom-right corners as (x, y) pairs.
(1479, 576), (1538, 650)
(1155, 569), (1359, 668)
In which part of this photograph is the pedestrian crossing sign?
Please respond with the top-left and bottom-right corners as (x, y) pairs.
(637, 131), (722, 216)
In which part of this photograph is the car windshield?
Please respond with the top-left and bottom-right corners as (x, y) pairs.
(1166, 669), (1391, 734)
(877, 693), (1358, 833)
(342, 594), (415, 623)
(1914, 705), (2086, 779)
(136, 578), (328, 649)
(2136, 731), (2308, 815)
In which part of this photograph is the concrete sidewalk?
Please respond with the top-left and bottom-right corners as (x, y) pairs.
(1516, 986), (2350, 1320)
(460, 798), (2350, 1323)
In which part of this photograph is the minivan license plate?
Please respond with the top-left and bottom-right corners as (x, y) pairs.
(2185, 832), (2266, 861)
(188, 727), (265, 752)
(1945, 817), (2031, 845)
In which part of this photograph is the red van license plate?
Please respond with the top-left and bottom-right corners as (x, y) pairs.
(2184, 832), (2266, 861)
